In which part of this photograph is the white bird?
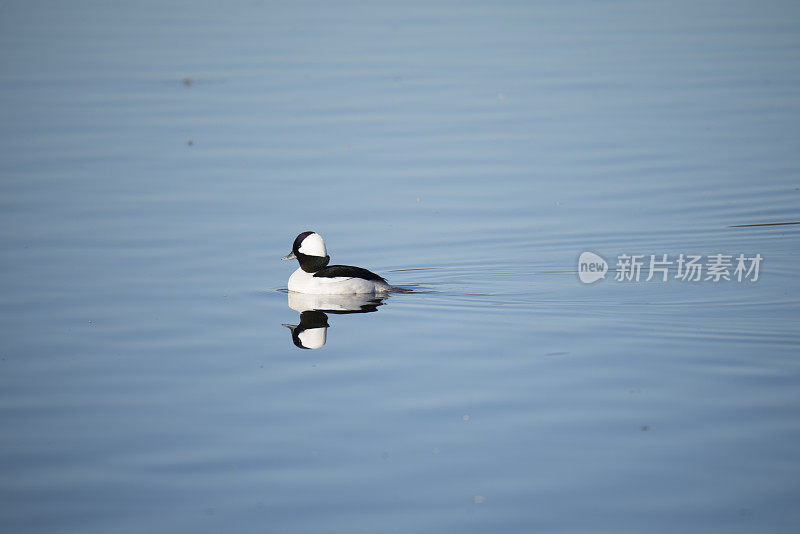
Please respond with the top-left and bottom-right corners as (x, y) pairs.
(282, 231), (392, 294)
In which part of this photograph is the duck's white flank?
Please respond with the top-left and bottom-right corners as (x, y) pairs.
(288, 268), (391, 294)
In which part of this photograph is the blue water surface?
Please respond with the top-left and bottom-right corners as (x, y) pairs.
(1, 1), (799, 533)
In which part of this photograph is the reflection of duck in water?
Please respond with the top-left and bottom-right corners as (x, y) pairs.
(282, 231), (393, 294)
(283, 311), (330, 350)
(282, 292), (387, 349)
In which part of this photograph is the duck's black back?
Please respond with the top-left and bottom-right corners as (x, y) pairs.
(313, 265), (386, 282)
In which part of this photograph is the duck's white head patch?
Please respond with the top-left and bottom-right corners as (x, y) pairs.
(298, 232), (327, 258)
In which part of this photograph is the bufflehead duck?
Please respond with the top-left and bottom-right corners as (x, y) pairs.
(282, 231), (392, 294)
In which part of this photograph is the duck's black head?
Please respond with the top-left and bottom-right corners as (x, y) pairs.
(281, 231), (331, 273)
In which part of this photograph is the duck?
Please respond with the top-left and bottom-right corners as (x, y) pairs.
(282, 231), (392, 294)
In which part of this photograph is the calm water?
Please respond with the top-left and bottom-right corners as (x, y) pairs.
(2, 1), (800, 532)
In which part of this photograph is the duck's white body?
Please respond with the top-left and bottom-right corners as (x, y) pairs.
(288, 267), (391, 294)
(282, 231), (392, 295)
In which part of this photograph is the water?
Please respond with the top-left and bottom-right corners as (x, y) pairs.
(1, 1), (799, 532)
